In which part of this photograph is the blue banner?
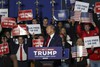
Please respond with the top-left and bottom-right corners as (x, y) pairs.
(28, 47), (62, 60)
(63, 48), (69, 59)
(54, 10), (69, 21)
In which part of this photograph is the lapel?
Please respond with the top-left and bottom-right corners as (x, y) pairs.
(49, 34), (55, 47)
(16, 44), (27, 54)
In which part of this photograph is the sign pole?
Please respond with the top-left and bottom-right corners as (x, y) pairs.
(16, 0), (22, 11)
(34, 0), (40, 23)
(50, 0), (56, 25)
(0, 0), (5, 8)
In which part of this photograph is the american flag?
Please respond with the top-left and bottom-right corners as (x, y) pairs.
(71, 46), (88, 58)
(81, 12), (93, 23)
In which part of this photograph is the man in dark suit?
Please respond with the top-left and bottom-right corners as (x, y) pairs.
(11, 36), (31, 67)
(35, 25), (62, 67)
(44, 25), (62, 47)
(43, 25), (62, 67)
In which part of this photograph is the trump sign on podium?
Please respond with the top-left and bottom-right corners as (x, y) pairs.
(84, 36), (100, 48)
(28, 47), (62, 60)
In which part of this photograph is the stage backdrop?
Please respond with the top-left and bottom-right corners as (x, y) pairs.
(0, 0), (99, 23)
(8, 0), (62, 23)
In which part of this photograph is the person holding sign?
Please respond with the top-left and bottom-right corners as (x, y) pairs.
(77, 20), (100, 67)
(10, 36), (32, 67)
(0, 34), (18, 67)
(32, 18), (38, 24)
(77, 19), (99, 39)
(75, 38), (88, 67)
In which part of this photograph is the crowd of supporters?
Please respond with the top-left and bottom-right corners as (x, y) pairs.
(0, 12), (100, 67)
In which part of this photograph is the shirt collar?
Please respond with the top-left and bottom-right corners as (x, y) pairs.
(19, 44), (23, 46)
(50, 33), (54, 39)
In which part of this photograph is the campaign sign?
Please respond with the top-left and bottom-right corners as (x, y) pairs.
(28, 47), (62, 60)
(0, 43), (9, 55)
(84, 36), (100, 48)
(0, 9), (8, 17)
(27, 24), (41, 35)
(73, 11), (81, 21)
(54, 10), (69, 21)
(1, 17), (16, 28)
(95, 2), (100, 13)
(81, 12), (93, 23)
(18, 9), (33, 21)
(71, 46), (87, 58)
(74, 1), (89, 12)
(33, 39), (44, 47)
(12, 24), (28, 36)
(77, 46), (87, 57)
(63, 48), (69, 59)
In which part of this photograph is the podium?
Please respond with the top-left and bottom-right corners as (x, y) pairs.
(28, 47), (65, 67)
(41, 61), (54, 67)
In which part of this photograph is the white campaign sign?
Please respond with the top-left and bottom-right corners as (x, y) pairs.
(74, 1), (89, 12)
(0, 9), (8, 17)
(77, 46), (87, 57)
(84, 36), (100, 48)
(27, 24), (41, 35)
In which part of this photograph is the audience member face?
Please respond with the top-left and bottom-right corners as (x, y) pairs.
(43, 19), (48, 26)
(60, 28), (66, 35)
(38, 36), (44, 40)
(32, 19), (37, 24)
(58, 22), (63, 28)
(46, 26), (54, 35)
(18, 37), (24, 45)
(84, 24), (90, 32)
(71, 19), (75, 23)
(76, 38), (83, 46)
(1, 37), (7, 43)
(5, 32), (11, 38)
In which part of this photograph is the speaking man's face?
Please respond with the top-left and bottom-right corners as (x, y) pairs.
(46, 26), (53, 35)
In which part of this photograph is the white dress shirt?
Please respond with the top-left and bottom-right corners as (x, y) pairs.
(16, 44), (27, 61)
(47, 33), (54, 47)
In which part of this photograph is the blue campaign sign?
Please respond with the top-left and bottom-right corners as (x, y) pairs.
(63, 48), (69, 59)
(54, 10), (69, 21)
(28, 47), (62, 60)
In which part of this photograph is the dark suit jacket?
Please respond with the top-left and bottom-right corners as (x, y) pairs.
(43, 33), (62, 47)
(9, 38), (32, 55)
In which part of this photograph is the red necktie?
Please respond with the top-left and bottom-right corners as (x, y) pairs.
(45, 36), (50, 47)
(20, 45), (22, 61)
